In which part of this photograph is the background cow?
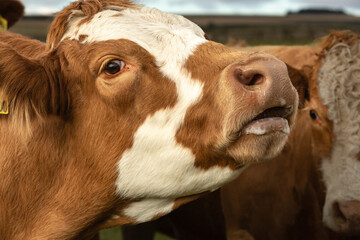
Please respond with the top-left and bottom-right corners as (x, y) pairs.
(120, 31), (360, 240)
(223, 31), (360, 239)
(0, 0), (298, 239)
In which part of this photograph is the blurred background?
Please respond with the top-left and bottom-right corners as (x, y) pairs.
(6, 0), (360, 239)
(9, 0), (360, 45)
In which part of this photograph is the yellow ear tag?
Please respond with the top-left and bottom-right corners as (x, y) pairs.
(0, 99), (9, 115)
(0, 15), (8, 31)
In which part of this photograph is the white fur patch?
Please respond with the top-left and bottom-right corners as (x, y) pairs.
(123, 199), (175, 223)
(245, 126), (266, 135)
(280, 98), (286, 106)
(243, 118), (290, 135)
(117, 112), (240, 198)
(60, 7), (241, 200)
(318, 41), (360, 230)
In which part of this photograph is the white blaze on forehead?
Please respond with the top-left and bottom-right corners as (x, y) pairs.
(61, 7), (241, 198)
(318, 41), (360, 229)
(60, 6), (207, 69)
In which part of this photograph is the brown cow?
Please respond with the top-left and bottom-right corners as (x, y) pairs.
(222, 31), (360, 239)
(0, 0), (24, 30)
(0, 0), (298, 239)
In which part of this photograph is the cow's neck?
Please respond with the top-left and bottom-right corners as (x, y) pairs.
(0, 119), (117, 239)
(287, 109), (326, 210)
(287, 110), (319, 186)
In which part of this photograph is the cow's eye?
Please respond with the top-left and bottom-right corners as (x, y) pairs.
(104, 60), (126, 75)
(309, 109), (318, 120)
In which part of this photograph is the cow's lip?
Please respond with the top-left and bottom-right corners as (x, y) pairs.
(241, 106), (292, 135)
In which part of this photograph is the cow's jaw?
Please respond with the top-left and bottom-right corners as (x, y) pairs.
(116, 102), (242, 198)
(112, 195), (202, 224)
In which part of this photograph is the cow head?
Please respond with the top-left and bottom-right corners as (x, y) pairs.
(0, 0), (298, 237)
(308, 31), (360, 235)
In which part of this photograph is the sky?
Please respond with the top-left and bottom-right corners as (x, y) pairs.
(22, 0), (360, 16)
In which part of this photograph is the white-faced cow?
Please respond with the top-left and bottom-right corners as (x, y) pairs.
(0, 0), (298, 239)
(317, 32), (360, 236)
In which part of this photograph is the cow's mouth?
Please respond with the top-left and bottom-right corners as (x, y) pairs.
(242, 106), (292, 135)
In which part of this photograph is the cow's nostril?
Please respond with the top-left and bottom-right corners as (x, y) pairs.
(332, 200), (360, 234)
(333, 201), (347, 223)
(234, 69), (265, 86)
(249, 74), (264, 86)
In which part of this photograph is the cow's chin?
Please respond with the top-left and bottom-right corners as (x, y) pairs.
(100, 194), (205, 228)
(227, 131), (289, 165)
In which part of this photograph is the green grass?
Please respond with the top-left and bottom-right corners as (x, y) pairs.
(99, 227), (174, 240)
(100, 227), (122, 240)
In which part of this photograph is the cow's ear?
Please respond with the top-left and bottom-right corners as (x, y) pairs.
(286, 63), (309, 109)
(0, 42), (69, 126)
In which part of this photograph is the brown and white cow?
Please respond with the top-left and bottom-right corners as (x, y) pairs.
(0, 0), (298, 239)
(120, 31), (360, 240)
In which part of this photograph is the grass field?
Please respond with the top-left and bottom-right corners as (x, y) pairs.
(99, 227), (174, 240)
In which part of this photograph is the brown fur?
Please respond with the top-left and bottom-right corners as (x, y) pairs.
(0, 31), (46, 55)
(222, 109), (328, 240)
(221, 31), (360, 240)
(0, 34), (178, 238)
(186, 43), (299, 165)
(318, 30), (360, 53)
